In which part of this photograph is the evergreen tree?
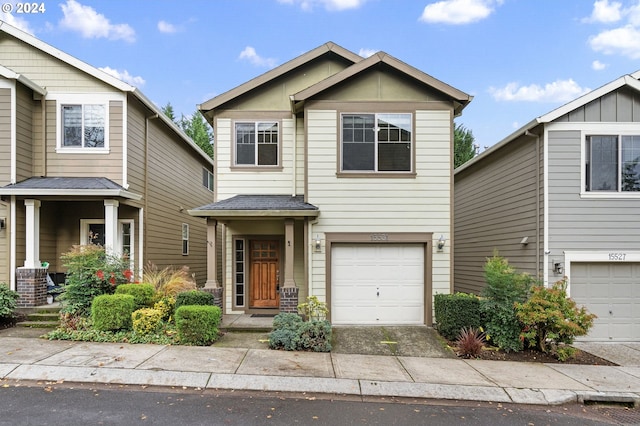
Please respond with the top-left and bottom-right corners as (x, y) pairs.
(454, 122), (476, 168)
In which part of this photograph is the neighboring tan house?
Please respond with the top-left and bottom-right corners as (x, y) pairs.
(0, 21), (214, 300)
(190, 42), (472, 325)
(454, 71), (640, 342)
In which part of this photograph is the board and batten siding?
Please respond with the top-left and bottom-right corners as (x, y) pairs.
(214, 117), (298, 201)
(0, 87), (10, 185)
(144, 117), (212, 284)
(454, 133), (542, 294)
(546, 127), (640, 262)
(306, 109), (453, 300)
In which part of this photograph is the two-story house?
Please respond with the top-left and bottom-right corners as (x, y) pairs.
(0, 21), (214, 303)
(190, 42), (472, 325)
(454, 71), (640, 341)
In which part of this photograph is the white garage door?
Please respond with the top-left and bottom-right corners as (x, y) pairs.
(571, 262), (640, 342)
(331, 244), (424, 325)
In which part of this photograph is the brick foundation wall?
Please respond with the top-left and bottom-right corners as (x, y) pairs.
(16, 267), (48, 307)
(279, 287), (299, 314)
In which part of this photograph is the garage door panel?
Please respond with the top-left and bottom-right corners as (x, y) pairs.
(571, 262), (640, 342)
(331, 244), (424, 325)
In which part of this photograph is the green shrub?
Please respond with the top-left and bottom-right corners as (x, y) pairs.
(175, 305), (221, 345)
(434, 292), (482, 340)
(115, 283), (155, 310)
(296, 320), (332, 352)
(132, 308), (163, 335)
(175, 290), (214, 310)
(153, 296), (176, 322)
(0, 283), (19, 319)
(269, 313), (331, 352)
(515, 279), (596, 355)
(481, 253), (535, 352)
(91, 294), (135, 331)
(59, 245), (133, 316)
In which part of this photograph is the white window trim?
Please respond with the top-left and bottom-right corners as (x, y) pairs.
(51, 93), (123, 154)
(233, 120), (280, 167)
(202, 168), (214, 192)
(562, 250), (640, 297)
(182, 223), (189, 256)
(80, 218), (135, 268)
(340, 112), (413, 173)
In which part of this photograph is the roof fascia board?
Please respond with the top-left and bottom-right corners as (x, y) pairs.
(292, 52), (472, 105)
(0, 65), (46, 95)
(0, 188), (143, 200)
(188, 209), (319, 218)
(198, 42), (362, 112)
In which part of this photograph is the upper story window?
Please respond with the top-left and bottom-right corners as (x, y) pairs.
(235, 121), (279, 166)
(341, 113), (412, 173)
(202, 168), (214, 192)
(586, 135), (640, 192)
(62, 104), (105, 148)
(53, 94), (119, 154)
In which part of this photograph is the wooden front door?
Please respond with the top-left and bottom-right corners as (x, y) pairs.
(250, 240), (280, 308)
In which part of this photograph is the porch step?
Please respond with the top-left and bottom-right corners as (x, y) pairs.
(16, 304), (61, 328)
(17, 320), (59, 329)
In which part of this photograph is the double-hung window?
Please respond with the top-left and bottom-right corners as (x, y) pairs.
(341, 113), (412, 172)
(235, 121), (279, 166)
(62, 104), (106, 148)
(202, 168), (214, 191)
(586, 135), (640, 192)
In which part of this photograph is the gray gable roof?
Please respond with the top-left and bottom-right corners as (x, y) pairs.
(0, 177), (142, 200)
(189, 195), (319, 218)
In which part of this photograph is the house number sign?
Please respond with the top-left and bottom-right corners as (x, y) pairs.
(608, 252), (627, 261)
(370, 233), (389, 241)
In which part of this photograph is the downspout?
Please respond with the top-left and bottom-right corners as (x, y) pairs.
(289, 96), (297, 197)
(40, 96), (46, 175)
(525, 130), (542, 280)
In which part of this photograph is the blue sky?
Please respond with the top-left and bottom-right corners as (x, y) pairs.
(2, 0), (640, 150)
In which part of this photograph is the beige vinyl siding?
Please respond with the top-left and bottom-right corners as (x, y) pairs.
(307, 109), (453, 299)
(454, 133), (541, 294)
(144, 118), (212, 284)
(0, 202), (8, 284)
(15, 83), (33, 182)
(0, 87), (9, 185)
(547, 128), (640, 256)
(0, 35), (114, 92)
(214, 117), (297, 200)
(44, 100), (124, 183)
(125, 97), (146, 195)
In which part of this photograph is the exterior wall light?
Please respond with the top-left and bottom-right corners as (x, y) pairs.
(0, 217), (5, 230)
(553, 262), (564, 275)
(314, 234), (322, 252)
(437, 235), (446, 250)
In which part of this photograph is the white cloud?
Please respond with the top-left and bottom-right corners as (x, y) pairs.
(419, 0), (501, 25)
(157, 20), (178, 34)
(239, 46), (278, 68)
(277, 0), (366, 11)
(359, 48), (378, 58)
(99, 66), (145, 86)
(489, 79), (590, 102)
(583, 0), (622, 23)
(0, 9), (35, 34)
(589, 25), (640, 58)
(59, 0), (135, 43)
(592, 59), (608, 70)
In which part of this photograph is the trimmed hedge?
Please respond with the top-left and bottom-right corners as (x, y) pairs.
(434, 292), (482, 340)
(115, 283), (155, 310)
(175, 290), (214, 310)
(132, 308), (163, 335)
(175, 305), (221, 345)
(91, 294), (135, 331)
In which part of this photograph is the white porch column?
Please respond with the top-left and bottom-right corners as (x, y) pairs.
(104, 200), (119, 256)
(23, 199), (41, 268)
(204, 218), (219, 288)
(283, 218), (296, 288)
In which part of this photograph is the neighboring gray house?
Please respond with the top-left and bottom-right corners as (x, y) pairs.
(454, 71), (640, 342)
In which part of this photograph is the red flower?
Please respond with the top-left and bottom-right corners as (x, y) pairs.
(96, 270), (104, 280)
(109, 272), (116, 285)
(124, 269), (133, 281)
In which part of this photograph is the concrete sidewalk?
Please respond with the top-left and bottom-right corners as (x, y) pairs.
(1, 334), (639, 406)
